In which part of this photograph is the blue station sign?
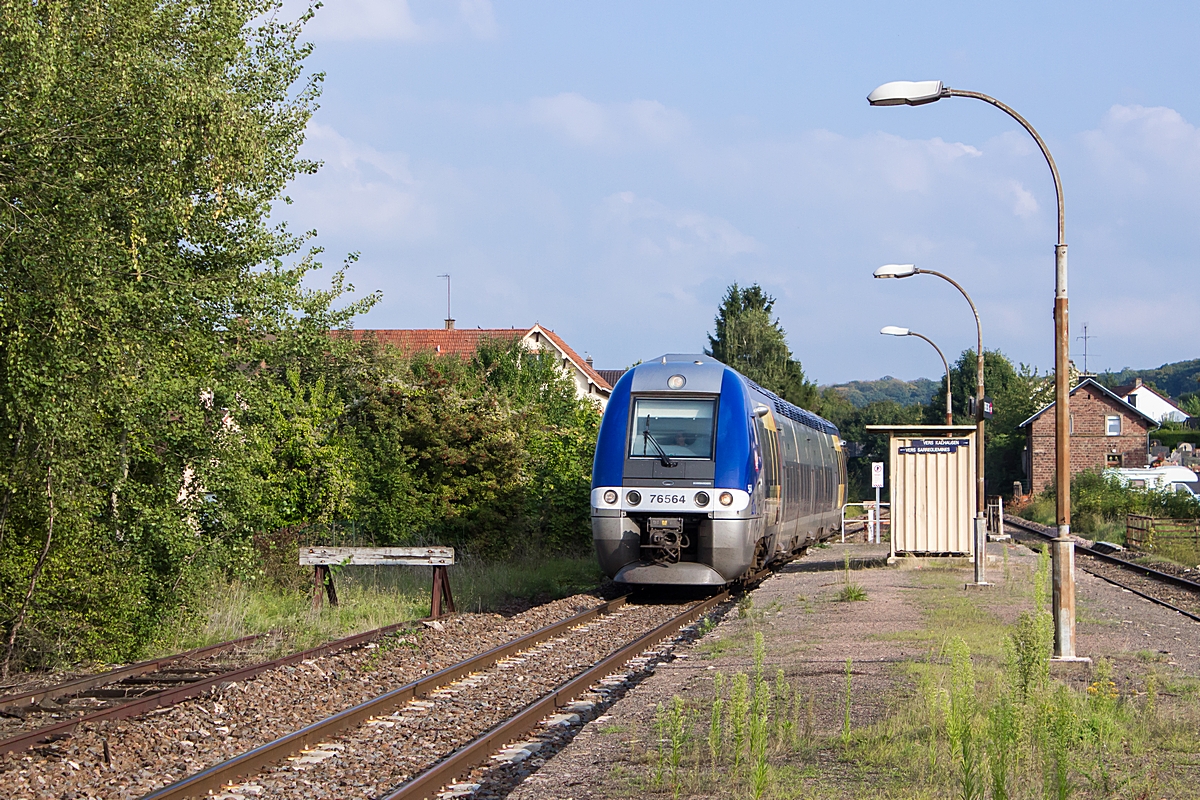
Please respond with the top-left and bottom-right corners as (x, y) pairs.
(897, 438), (971, 455)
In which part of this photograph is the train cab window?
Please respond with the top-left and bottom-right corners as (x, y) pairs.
(629, 398), (716, 459)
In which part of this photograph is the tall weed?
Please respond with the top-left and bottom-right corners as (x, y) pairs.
(947, 638), (984, 800)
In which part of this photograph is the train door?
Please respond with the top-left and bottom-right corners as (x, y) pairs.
(778, 419), (800, 539)
(833, 435), (846, 508)
(801, 428), (817, 520)
(754, 410), (782, 528)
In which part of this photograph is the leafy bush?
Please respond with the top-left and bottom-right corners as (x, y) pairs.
(1036, 470), (1200, 536)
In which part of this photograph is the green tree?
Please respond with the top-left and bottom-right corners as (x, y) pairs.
(0, 0), (373, 671)
(706, 283), (818, 409)
(343, 338), (599, 557)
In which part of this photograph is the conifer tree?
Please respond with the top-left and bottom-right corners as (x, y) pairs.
(706, 283), (818, 410)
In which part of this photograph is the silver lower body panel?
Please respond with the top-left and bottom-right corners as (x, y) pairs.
(592, 513), (761, 585)
(613, 561), (727, 586)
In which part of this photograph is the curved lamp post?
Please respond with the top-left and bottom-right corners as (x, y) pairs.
(881, 326), (952, 425)
(876, 264), (988, 586)
(869, 80), (1080, 658)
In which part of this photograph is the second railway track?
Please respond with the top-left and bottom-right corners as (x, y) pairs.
(1004, 514), (1200, 621)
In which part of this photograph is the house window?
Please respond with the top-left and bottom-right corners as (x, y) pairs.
(1105, 415), (1121, 436)
(1107, 453), (1123, 467)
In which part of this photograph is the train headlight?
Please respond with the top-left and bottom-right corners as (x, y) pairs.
(667, 374), (686, 390)
(718, 491), (734, 506)
(603, 489), (618, 504)
(626, 490), (642, 506)
(694, 491), (710, 507)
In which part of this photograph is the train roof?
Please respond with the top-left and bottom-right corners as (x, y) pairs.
(633, 354), (839, 436)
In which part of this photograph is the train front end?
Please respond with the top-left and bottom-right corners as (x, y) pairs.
(591, 355), (762, 586)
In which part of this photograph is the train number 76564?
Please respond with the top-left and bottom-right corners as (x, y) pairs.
(647, 494), (686, 504)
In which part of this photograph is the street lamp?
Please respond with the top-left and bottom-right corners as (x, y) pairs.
(875, 264), (988, 586)
(880, 326), (952, 425)
(869, 81), (1081, 659)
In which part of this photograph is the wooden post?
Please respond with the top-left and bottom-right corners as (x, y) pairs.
(312, 565), (324, 612)
(431, 565), (455, 618)
(312, 565), (339, 611)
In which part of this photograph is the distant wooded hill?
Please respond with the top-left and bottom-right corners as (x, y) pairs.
(1096, 359), (1200, 400)
(822, 376), (939, 408)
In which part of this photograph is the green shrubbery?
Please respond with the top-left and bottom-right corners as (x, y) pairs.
(1022, 471), (1200, 540)
(0, 3), (600, 673)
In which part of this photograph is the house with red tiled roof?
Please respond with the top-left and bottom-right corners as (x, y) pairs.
(349, 324), (613, 408)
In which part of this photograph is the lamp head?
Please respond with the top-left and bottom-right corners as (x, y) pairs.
(874, 263), (918, 279)
(880, 326), (910, 337)
(867, 80), (946, 107)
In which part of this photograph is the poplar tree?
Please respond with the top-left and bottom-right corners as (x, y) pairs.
(0, 0), (369, 670)
(706, 283), (818, 410)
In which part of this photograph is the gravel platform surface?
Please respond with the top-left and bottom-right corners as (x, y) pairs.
(506, 542), (1200, 800)
(0, 594), (606, 800)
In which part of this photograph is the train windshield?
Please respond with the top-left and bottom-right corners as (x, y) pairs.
(629, 398), (716, 460)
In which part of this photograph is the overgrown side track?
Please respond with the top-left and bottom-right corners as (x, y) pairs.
(1004, 514), (1200, 621)
(0, 617), (436, 757)
(141, 593), (726, 800)
(0, 635), (263, 748)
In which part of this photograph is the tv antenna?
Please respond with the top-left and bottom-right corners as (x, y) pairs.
(437, 274), (453, 330)
(1076, 323), (1097, 375)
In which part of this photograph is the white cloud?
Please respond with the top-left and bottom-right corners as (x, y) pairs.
(1005, 180), (1039, 218)
(595, 192), (759, 262)
(306, 0), (425, 41)
(300, 0), (499, 42)
(458, 0), (499, 40)
(1082, 104), (1200, 188)
(289, 124), (436, 241)
(528, 93), (690, 149)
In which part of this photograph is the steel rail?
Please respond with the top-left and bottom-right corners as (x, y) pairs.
(138, 596), (630, 800)
(1005, 515), (1200, 622)
(381, 591), (729, 800)
(1, 614), (443, 756)
(0, 634), (263, 712)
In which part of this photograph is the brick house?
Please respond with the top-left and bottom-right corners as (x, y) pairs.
(1019, 378), (1158, 495)
(345, 324), (614, 408)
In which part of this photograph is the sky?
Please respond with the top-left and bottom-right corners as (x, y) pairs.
(273, 0), (1200, 385)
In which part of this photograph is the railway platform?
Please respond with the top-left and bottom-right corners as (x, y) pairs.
(509, 539), (1200, 799)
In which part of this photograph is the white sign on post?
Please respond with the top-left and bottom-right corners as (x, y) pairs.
(870, 462), (884, 543)
(871, 461), (884, 488)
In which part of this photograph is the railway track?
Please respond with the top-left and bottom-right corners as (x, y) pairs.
(138, 592), (728, 800)
(0, 618), (440, 758)
(1004, 514), (1200, 621)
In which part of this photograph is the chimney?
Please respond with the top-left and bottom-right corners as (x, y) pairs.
(586, 355), (594, 367)
(444, 318), (455, 330)
(1134, 377), (1142, 388)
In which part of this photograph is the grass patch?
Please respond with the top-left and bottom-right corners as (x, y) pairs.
(151, 553), (603, 657)
(836, 550), (868, 603)
(836, 584), (868, 602)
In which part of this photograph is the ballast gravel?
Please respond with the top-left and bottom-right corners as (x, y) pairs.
(0, 594), (607, 800)
(225, 601), (694, 799)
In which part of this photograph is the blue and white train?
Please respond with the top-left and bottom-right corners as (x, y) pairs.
(592, 354), (846, 586)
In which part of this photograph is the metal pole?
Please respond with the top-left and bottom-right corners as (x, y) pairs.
(911, 268), (988, 583)
(874, 485), (881, 543)
(909, 331), (952, 425)
(946, 88), (1074, 656)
